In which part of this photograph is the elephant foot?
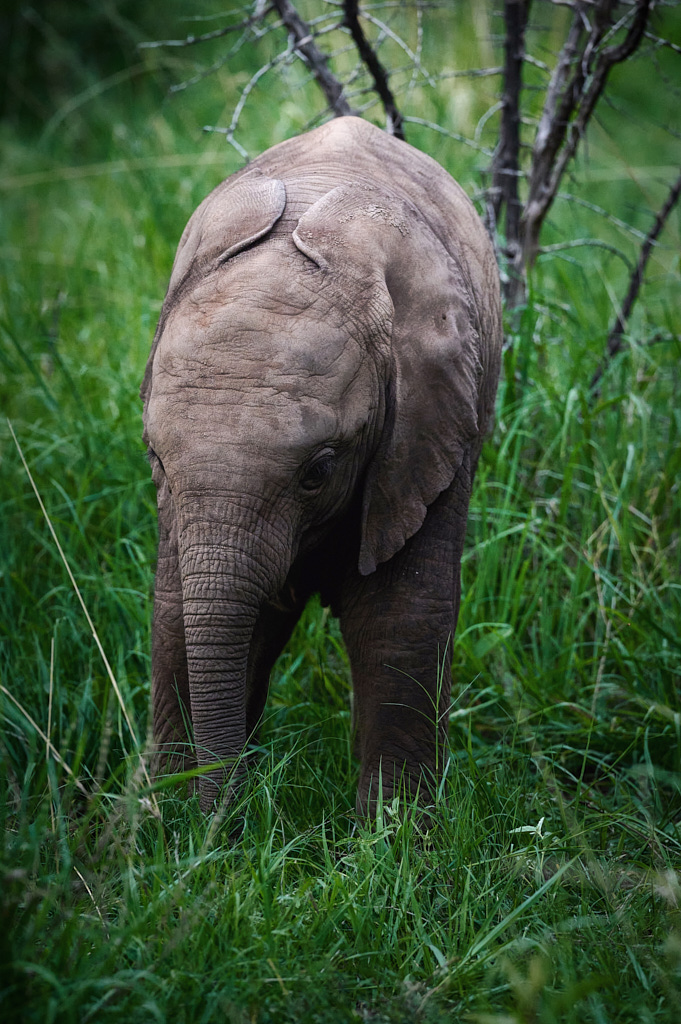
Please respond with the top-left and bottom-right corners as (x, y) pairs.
(151, 741), (196, 780)
(355, 760), (438, 822)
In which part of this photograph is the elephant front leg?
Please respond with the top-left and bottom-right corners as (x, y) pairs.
(245, 593), (306, 737)
(151, 480), (193, 777)
(339, 460), (472, 817)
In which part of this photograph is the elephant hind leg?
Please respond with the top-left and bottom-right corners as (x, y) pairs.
(339, 456), (472, 818)
(245, 597), (305, 738)
(346, 621), (455, 819)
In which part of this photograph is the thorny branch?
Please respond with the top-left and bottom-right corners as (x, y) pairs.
(521, 0), (653, 281)
(140, 0), (679, 394)
(272, 0), (353, 117)
(590, 168), (681, 392)
(489, 0), (532, 309)
(343, 0), (404, 138)
(204, 44), (295, 158)
(138, 7), (273, 49)
(488, 0), (657, 306)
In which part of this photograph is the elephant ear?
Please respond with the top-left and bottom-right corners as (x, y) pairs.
(167, 171), (287, 294)
(141, 171), (286, 404)
(293, 183), (483, 576)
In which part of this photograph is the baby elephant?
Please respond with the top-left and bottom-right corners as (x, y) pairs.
(142, 116), (501, 814)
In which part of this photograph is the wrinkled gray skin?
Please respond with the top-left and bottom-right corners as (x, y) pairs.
(142, 117), (502, 815)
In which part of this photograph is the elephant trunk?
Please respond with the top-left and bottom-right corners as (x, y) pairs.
(177, 499), (288, 811)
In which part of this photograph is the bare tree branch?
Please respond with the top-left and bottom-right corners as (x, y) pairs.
(522, 0), (653, 277)
(272, 0), (354, 117)
(590, 167), (681, 391)
(645, 30), (681, 56)
(361, 10), (436, 88)
(138, 7), (273, 49)
(557, 191), (652, 243)
(490, 0), (532, 307)
(530, 5), (587, 193)
(343, 0), (404, 138)
(403, 115), (494, 155)
(139, 0), (677, 366)
(203, 42), (296, 159)
(543, 1), (652, 209)
(538, 237), (633, 269)
(170, 55), (234, 95)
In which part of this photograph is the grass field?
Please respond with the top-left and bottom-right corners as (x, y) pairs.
(1, 4), (680, 1021)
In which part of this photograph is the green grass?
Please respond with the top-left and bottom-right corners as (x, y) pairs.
(1, 2), (681, 1021)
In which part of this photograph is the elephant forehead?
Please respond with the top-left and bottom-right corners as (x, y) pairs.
(156, 297), (366, 386)
(147, 381), (374, 476)
(178, 242), (330, 315)
(147, 310), (376, 460)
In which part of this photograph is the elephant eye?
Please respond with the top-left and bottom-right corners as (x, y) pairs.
(300, 449), (335, 492)
(148, 448), (170, 490)
(148, 447), (165, 473)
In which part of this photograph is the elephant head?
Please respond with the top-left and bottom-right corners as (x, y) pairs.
(142, 117), (501, 813)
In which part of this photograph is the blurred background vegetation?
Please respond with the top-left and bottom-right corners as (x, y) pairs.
(1, 2), (680, 1022)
